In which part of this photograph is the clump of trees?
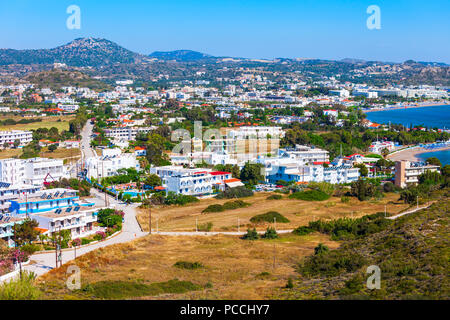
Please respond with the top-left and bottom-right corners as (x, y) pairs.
(215, 186), (254, 199)
(47, 178), (91, 197)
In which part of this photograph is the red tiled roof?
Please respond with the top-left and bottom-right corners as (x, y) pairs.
(210, 171), (231, 176)
(224, 178), (241, 183)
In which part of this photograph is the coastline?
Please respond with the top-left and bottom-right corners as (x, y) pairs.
(388, 145), (450, 162)
(363, 102), (450, 113)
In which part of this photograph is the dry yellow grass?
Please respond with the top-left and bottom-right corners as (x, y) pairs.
(0, 116), (74, 132)
(38, 233), (338, 300)
(40, 147), (81, 160)
(0, 147), (80, 161)
(137, 192), (409, 232)
(0, 148), (21, 159)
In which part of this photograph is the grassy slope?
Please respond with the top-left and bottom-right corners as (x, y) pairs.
(136, 192), (410, 232)
(25, 69), (112, 91)
(277, 195), (450, 300)
(37, 233), (338, 300)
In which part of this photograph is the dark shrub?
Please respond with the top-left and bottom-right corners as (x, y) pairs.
(383, 182), (395, 193)
(242, 228), (259, 240)
(266, 194), (283, 200)
(292, 226), (313, 236)
(202, 204), (225, 213)
(250, 211), (290, 224)
(263, 227), (278, 239)
(216, 186), (253, 199)
(174, 261), (204, 270)
(289, 190), (330, 201)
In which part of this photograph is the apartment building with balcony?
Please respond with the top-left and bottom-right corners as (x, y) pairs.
(0, 216), (23, 247)
(104, 126), (156, 141)
(266, 163), (360, 185)
(32, 207), (100, 238)
(0, 182), (41, 213)
(0, 158), (68, 186)
(0, 130), (32, 147)
(150, 166), (234, 196)
(394, 160), (440, 188)
(84, 150), (140, 180)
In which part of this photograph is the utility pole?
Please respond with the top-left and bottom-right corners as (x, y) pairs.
(13, 222), (22, 279)
(55, 229), (58, 269)
(272, 244), (276, 270)
(148, 205), (152, 234)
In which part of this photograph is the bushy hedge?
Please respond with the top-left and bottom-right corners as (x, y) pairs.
(174, 261), (204, 270)
(293, 212), (390, 240)
(266, 194), (283, 200)
(202, 204), (225, 213)
(298, 250), (367, 277)
(165, 192), (199, 206)
(202, 200), (250, 213)
(289, 190), (330, 201)
(250, 211), (290, 224)
(215, 186), (253, 199)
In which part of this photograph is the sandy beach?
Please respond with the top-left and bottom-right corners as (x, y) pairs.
(388, 145), (450, 162)
(363, 102), (450, 113)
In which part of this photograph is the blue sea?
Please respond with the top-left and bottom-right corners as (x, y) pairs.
(366, 105), (450, 165)
(366, 105), (450, 129)
(418, 150), (450, 166)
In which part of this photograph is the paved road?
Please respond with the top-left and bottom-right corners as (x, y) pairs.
(22, 122), (147, 278)
(387, 204), (433, 220)
(24, 190), (146, 277)
(80, 120), (97, 159)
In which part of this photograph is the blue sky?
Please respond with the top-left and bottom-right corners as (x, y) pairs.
(0, 0), (449, 63)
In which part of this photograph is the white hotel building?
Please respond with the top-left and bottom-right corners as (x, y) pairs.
(85, 149), (140, 180)
(0, 158), (67, 186)
(0, 130), (32, 147)
(150, 166), (238, 196)
(104, 126), (156, 140)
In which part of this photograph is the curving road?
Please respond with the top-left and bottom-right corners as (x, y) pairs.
(23, 122), (147, 278)
(24, 189), (146, 277)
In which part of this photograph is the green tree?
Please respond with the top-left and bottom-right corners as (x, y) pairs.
(48, 144), (58, 152)
(13, 219), (40, 246)
(426, 157), (442, 167)
(350, 179), (376, 201)
(144, 174), (162, 188)
(240, 162), (264, 185)
(242, 228), (259, 240)
(13, 139), (20, 148)
(263, 227), (278, 239)
(354, 163), (368, 177)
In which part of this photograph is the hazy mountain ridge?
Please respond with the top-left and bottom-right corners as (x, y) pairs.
(149, 50), (214, 62)
(0, 38), (448, 86)
(0, 38), (150, 67)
